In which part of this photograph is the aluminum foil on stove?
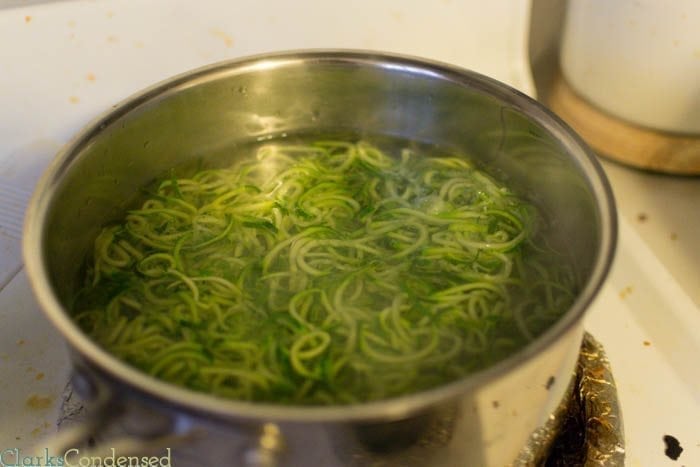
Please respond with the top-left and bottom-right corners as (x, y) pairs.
(516, 332), (625, 466)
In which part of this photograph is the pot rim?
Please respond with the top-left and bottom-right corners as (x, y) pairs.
(23, 49), (617, 423)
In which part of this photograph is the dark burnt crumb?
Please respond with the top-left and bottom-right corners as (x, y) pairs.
(670, 232), (678, 240)
(637, 212), (648, 222)
(545, 376), (556, 390)
(643, 340), (651, 346)
(663, 434), (683, 460)
(492, 400), (500, 409)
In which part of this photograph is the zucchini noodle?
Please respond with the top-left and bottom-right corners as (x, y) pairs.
(72, 140), (577, 405)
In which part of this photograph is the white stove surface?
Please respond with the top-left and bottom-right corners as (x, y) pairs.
(1, 1), (698, 466)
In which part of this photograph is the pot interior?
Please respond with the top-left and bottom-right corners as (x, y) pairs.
(43, 54), (604, 307)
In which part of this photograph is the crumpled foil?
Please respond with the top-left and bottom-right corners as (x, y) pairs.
(515, 332), (625, 466)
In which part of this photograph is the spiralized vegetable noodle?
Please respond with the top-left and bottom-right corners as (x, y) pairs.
(73, 140), (577, 405)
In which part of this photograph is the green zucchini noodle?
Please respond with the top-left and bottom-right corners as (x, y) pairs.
(72, 140), (578, 405)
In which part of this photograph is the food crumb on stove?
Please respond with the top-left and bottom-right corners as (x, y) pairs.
(25, 394), (53, 410)
(670, 232), (678, 240)
(17, 339), (25, 346)
(545, 376), (555, 390)
(643, 340), (651, 346)
(30, 423), (49, 437)
(210, 28), (234, 47)
(390, 10), (404, 22)
(619, 285), (634, 299)
(637, 212), (648, 222)
(86, 72), (96, 82)
(24, 15), (32, 23)
(663, 434), (683, 460)
(15, 437), (20, 441)
(69, 96), (80, 104)
(35, 372), (45, 381)
(492, 400), (500, 409)
(107, 35), (119, 43)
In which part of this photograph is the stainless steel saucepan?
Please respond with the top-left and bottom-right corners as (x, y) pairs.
(23, 50), (616, 466)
